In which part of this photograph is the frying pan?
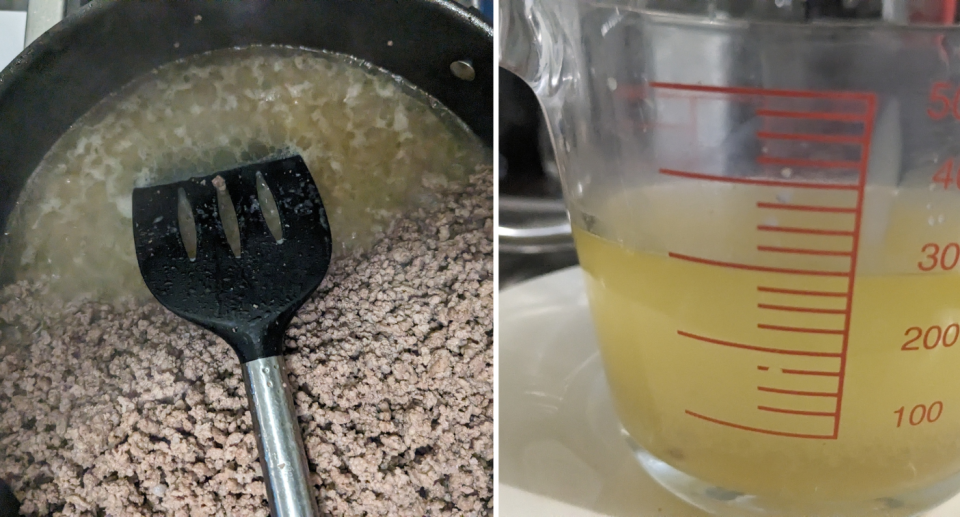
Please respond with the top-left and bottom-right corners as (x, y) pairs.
(0, 0), (492, 245)
(0, 0), (491, 512)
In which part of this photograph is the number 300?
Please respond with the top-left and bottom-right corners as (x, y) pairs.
(918, 243), (960, 271)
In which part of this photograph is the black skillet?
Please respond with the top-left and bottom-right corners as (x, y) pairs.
(0, 0), (492, 255)
(0, 0), (491, 513)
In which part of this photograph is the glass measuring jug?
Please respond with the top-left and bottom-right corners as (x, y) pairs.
(501, 1), (960, 516)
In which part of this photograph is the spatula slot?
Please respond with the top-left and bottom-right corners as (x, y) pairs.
(133, 154), (332, 362)
(212, 175), (242, 258)
(177, 187), (198, 261)
(256, 171), (284, 243)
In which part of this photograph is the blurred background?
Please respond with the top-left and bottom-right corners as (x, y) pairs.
(499, 69), (578, 289)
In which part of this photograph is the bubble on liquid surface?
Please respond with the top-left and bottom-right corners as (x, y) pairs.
(705, 487), (743, 501)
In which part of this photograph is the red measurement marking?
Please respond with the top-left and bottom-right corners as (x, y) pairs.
(660, 168), (859, 190)
(757, 246), (853, 257)
(756, 131), (866, 145)
(758, 406), (837, 417)
(653, 84), (875, 441)
(758, 304), (846, 315)
(782, 368), (842, 377)
(758, 366), (770, 371)
(834, 94), (876, 437)
(757, 156), (862, 170)
(758, 286), (848, 297)
(649, 82), (874, 102)
(678, 330), (842, 357)
(756, 108), (867, 123)
(669, 252), (851, 277)
(685, 410), (835, 439)
(758, 386), (840, 397)
(945, 1), (958, 25)
(758, 324), (845, 335)
(757, 225), (855, 237)
(613, 84), (648, 101)
(757, 202), (857, 214)
(940, 0), (957, 25)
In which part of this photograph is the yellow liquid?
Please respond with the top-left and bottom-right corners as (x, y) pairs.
(2, 46), (486, 301)
(575, 182), (960, 502)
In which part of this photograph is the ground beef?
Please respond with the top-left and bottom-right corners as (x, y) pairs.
(0, 168), (493, 516)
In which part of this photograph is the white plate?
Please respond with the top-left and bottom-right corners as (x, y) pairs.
(498, 266), (960, 516)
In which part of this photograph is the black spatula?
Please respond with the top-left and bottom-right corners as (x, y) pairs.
(132, 155), (329, 517)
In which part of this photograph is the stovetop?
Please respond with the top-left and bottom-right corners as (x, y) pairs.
(0, 0), (73, 71)
(0, 1), (25, 71)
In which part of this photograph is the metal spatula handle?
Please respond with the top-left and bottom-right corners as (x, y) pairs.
(242, 356), (319, 517)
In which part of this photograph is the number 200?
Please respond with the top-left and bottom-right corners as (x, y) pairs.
(902, 325), (960, 351)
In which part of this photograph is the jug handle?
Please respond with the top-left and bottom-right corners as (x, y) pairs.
(498, 0), (566, 90)
(498, 0), (574, 253)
